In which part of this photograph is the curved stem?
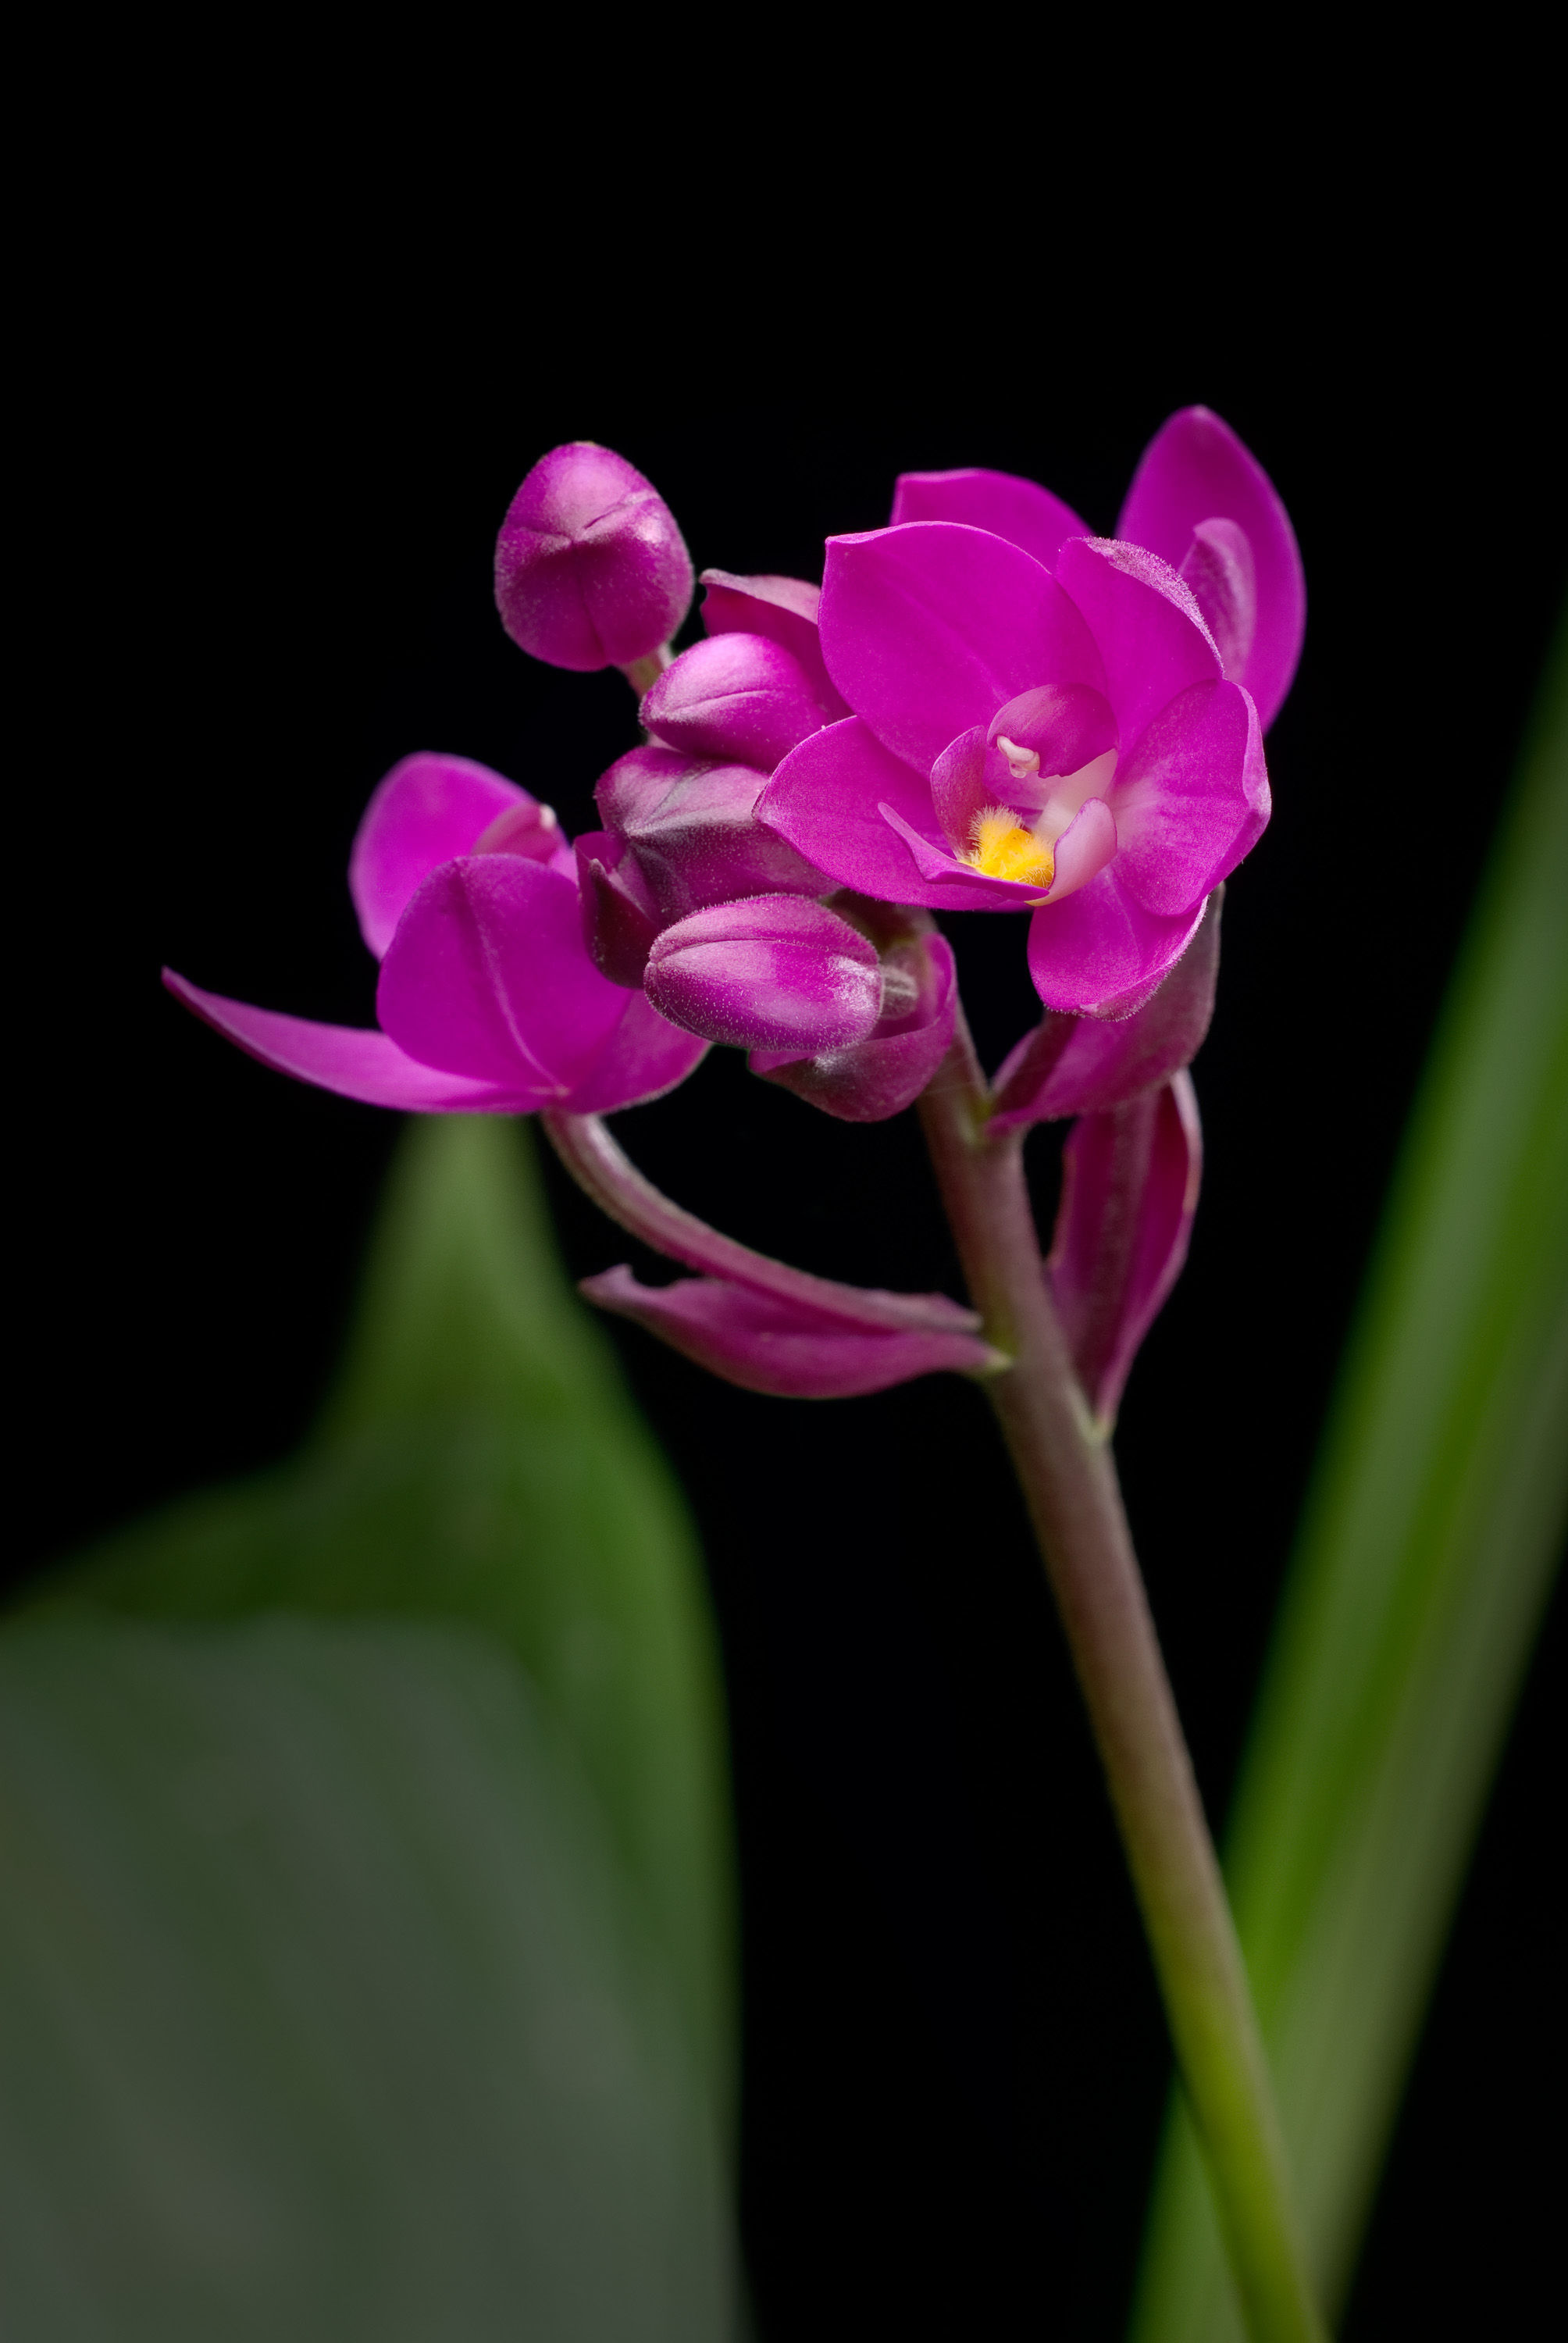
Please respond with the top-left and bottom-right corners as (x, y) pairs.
(917, 1012), (1326, 2343)
(541, 1110), (985, 1338)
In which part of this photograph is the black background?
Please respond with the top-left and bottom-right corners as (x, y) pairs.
(14, 137), (1564, 2340)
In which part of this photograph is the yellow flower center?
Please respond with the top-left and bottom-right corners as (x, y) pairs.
(963, 807), (1055, 889)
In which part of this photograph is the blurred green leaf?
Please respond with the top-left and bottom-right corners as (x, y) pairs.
(0, 1616), (735, 2341)
(5, 1114), (738, 2336)
(37, 1114), (732, 2114)
(1131, 615), (1568, 2340)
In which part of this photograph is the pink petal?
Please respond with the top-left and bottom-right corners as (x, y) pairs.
(162, 970), (531, 1110)
(889, 467), (1090, 570)
(758, 717), (942, 904)
(991, 890), (1221, 1128)
(1046, 1072), (1203, 1428)
(640, 631), (839, 767)
(1110, 680), (1269, 918)
(581, 1265), (1000, 1398)
(1042, 798), (1117, 904)
(376, 856), (628, 1090)
(1027, 868), (1208, 1018)
(819, 522), (1106, 775)
(878, 801), (1051, 910)
(559, 990), (708, 1114)
(1116, 407), (1306, 730)
(699, 570), (849, 717)
(1054, 539), (1222, 757)
(350, 753), (562, 960)
(1178, 519), (1256, 687)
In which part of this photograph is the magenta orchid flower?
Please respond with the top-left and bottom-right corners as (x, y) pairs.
(758, 408), (1299, 1019)
(166, 752), (706, 1114)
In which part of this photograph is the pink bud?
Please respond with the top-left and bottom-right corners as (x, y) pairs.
(644, 894), (883, 1054)
(494, 442), (693, 672)
(1046, 1073), (1203, 1429)
(750, 933), (957, 1122)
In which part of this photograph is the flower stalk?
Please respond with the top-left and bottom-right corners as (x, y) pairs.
(917, 1008), (1327, 2343)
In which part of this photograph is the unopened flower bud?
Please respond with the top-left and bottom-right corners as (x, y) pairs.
(750, 933), (957, 1122)
(644, 894), (883, 1054)
(494, 442), (693, 672)
(575, 830), (663, 988)
(641, 632), (840, 769)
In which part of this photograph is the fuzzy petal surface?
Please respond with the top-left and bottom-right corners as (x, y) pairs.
(1047, 1072), (1203, 1427)
(349, 753), (565, 959)
(819, 523), (1106, 775)
(889, 468), (1090, 570)
(758, 718), (941, 904)
(494, 441), (693, 671)
(575, 830), (663, 986)
(581, 1266), (999, 1398)
(377, 857), (627, 1091)
(699, 571), (848, 717)
(558, 990), (708, 1114)
(1055, 538), (1222, 756)
(1027, 870), (1208, 1018)
(750, 933), (957, 1122)
(604, 752), (830, 921)
(644, 894), (883, 1054)
(991, 890), (1221, 1128)
(877, 801), (1052, 909)
(1117, 406), (1305, 729)
(641, 632), (838, 770)
(1109, 679), (1268, 917)
(162, 972), (532, 1110)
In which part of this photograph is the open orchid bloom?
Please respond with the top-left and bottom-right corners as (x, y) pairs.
(757, 526), (1270, 1018)
(166, 752), (707, 1116)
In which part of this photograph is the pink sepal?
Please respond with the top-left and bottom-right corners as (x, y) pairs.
(992, 891), (1221, 1129)
(1046, 1072), (1203, 1429)
(581, 1264), (1001, 1399)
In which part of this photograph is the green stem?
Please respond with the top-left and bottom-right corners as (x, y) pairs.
(917, 1011), (1327, 2343)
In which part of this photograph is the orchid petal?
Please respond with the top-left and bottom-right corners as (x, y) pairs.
(559, 990), (708, 1114)
(162, 970), (533, 1110)
(1178, 519), (1257, 687)
(878, 801), (1049, 909)
(640, 631), (839, 768)
(1055, 538), (1223, 756)
(1027, 869), (1208, 1018)
(581, 1265), (1001, 1399)
(1047, 1072), (1203, 1428)
(889, 468), (1090, 570)
(349, 753), (566, 960)
(1042, 798), (1117, 904)
(819, 523), (1106, 774)
(377, 857), (627, 1090)
(1116, 406), (1306, 729)
(750, 933), (957, 1122)
(1110, 680), (1269, 918)
(991, 890), (1221, 1129)
(698, 571), (848, 717)
(758, 717), (942, 904)
(644, 893), (883, 1054)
